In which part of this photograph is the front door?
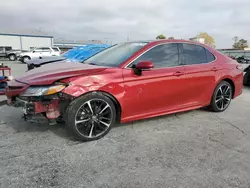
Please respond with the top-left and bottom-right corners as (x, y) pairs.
(122, 43), (186, 121)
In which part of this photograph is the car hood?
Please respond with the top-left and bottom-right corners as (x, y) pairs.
(26, 56), (67, 65)
(16, 61), (108, 85)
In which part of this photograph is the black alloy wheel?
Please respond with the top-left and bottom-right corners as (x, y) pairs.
(66, 92), (117, 141)
(210, 81), (232, 112)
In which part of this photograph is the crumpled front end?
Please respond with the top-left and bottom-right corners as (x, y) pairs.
(5, 80), (74, 125)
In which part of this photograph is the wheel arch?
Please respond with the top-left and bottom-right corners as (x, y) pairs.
(23, 55), (31, 59)
(215, 77), (235, 98)
(7, 53), (15, 57)
(222, 78), (235, 98)
(72, 90), (122, 123)
(100, 91), (122, 122)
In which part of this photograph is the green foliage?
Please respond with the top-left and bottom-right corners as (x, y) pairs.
(197, 32), (216, 48)
(232, 37), (248, 50)
(156, 34), (166, 39)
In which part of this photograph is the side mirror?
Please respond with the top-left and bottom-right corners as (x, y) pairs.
(32, 51), (36, 53)
(136, 61), (154, 70)
(132, 61), (154, 76)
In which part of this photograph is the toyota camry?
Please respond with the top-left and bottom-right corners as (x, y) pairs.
(5, 40), (243, 141)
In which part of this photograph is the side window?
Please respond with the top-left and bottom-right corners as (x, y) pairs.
(130, 43), (179, 68)
(52, 47), (59, 51)
(206, 50), (215, 62)
(42, 47), (51, 52)
(183, 44), (207, 65)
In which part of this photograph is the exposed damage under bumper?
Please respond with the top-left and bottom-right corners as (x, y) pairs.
(7, 93), (73, 125)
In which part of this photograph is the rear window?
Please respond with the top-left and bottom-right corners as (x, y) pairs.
(183, 44), (207, 65)
(206, 50), (216, 62)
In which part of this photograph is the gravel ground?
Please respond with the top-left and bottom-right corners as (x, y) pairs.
(1, 60), (250, 188)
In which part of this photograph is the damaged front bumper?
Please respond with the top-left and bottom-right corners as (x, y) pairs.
(8, 96), (65, 124)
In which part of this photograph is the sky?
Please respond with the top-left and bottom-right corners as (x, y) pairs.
(0, 0), (250, 48)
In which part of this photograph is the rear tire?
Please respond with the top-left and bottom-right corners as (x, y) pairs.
(210, 81), (233, 112)
(8, 54), (16, 61)
(243, 72), (250, 86)
(66, 92), (117, 142)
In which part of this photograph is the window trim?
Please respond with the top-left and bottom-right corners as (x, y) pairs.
(124, 42), (217, 69)
(125, 43), (182, 69)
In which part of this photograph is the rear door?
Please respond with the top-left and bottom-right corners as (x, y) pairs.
(122, 43), (186, 119)
(180, 43), (220, 107)
(41, 47), (52, 57)
(52, 47), (61, 56)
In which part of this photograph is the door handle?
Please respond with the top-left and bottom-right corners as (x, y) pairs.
(173, 71), (185, 76)
(211, 67), (219, 71)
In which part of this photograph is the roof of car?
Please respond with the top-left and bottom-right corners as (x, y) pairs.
(125, 39), (201, 44)
(122, 39), (215, 50)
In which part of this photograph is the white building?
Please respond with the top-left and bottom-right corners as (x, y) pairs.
(0, 32), (53, 51)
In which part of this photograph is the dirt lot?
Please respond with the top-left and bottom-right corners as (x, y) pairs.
(1, 60), (250, 188)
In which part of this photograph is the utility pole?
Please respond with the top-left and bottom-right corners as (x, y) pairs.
(127, 36), (129, 42)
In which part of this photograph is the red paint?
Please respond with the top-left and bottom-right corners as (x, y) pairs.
(6, 40), (243, 122)
(34, 99), (60, 119)
(136, 61), (154, 69)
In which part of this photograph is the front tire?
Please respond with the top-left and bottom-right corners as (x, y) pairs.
(210, 81), (233, 112)
(22, 56), (31, 63)
(66, 92), (117, 142)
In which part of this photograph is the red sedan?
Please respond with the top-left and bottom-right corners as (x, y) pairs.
(5, 40), (243, 141)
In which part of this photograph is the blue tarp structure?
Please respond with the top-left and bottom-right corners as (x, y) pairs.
(62, 44), (111, 62)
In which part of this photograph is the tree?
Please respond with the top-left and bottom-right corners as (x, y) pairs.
(196, 32), (216, 48)
(233, 37), (248, 50)
(232, 36), (238, 45)
(156, 34), (166, 39)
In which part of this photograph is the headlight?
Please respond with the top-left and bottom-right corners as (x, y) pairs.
(21, 85), (66, 96)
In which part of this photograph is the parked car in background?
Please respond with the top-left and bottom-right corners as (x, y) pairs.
(0, 46), (29, 61)
(243, 65), (250, 86)
(26, 44), (110, 70)
(6, 40), (243, 141)
(219, 49), (250, 64)
(6, 49), (29, 61)
(19, 47), (61, 62)
(0, 46), (12, 58)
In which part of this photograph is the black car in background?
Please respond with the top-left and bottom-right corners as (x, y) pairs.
(219, 49), (250, 64)
(244, 65), (250, 86)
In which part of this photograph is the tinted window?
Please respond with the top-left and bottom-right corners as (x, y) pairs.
(42, 47), (51, 52)
(206, 50), (215, 62)
(183, 44), (207, 65)
(130, 43), (179, 68)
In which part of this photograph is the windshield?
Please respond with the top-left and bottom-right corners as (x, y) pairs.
(83, 42), (148, 67)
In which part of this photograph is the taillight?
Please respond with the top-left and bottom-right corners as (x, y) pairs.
(236, 64), (243, 70)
